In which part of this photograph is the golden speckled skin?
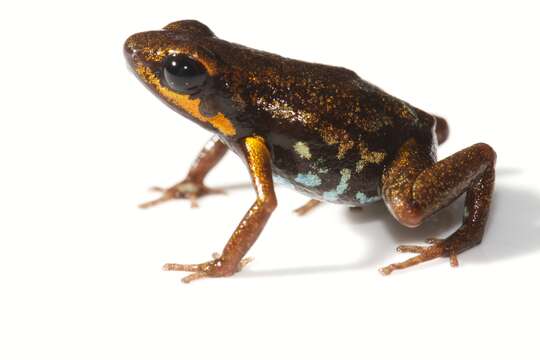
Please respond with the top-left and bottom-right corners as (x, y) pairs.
(124, 20), (496, 281)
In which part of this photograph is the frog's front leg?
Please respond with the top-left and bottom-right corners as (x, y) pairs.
(379, 139), (496, 275)
(163, 136), (277, 283)
(139, 135), (228, 209)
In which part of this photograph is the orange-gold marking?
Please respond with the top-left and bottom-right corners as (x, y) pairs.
(136, 66), (237, 136)
(319, 122), (354, 159)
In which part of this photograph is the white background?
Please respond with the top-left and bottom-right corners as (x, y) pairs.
(1, 1), (539, 359)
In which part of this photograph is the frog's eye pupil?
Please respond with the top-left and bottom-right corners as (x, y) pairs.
(163, 54), (207, 92)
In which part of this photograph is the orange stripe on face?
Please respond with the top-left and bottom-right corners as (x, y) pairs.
(135, 66), (237, 136)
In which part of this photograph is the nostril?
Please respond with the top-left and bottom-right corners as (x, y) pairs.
(123, 37), (140, 65)
(123, 38), (135, 56)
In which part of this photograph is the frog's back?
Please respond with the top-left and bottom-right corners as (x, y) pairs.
(235, 56), (436, 204)
(206, 38), (438, 205)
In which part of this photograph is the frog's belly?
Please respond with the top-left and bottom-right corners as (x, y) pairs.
(272, 169), (382, 206)
(268, 135), (387, 205)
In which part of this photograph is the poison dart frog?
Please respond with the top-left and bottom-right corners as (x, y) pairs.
(124, 20), (496, 283)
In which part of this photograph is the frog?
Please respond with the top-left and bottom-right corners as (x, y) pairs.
(124, 20), (496, 283)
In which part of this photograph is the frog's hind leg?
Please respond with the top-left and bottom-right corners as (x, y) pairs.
(379, 139), (496, 275)
(139, 136), (228, 209)
(294, 199), (322, 216)
(435, 115), (449, 145)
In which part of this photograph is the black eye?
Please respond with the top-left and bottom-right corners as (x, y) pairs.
(163, 54), (208, 93)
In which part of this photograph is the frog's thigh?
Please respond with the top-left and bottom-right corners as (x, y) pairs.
(381, 138), (496, 233)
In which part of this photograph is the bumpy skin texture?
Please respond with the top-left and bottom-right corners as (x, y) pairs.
(124, 20), (496, 281)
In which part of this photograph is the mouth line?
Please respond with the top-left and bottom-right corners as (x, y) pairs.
(125, 60), (136, 75)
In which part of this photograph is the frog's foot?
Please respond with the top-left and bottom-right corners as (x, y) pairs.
(294, 199), (322, 216)
(139, 180), (225, 209)
(379, 238), (459, 276)
(162, 253), (254, 283)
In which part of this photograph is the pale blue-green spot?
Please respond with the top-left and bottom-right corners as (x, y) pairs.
(323, 190), (339, 201)
(273, 175), (289, 186)
(336, 168), (351, 195)
(322, 168), (351, 202)
(464, 206), (470, 218)
(355, 192), (381, 204)
(295, 172), (322, 187)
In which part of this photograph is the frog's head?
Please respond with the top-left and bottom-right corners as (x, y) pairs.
(124, 20), (238, 137)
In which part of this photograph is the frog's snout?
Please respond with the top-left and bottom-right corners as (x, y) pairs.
(123, 35), (138, 67)
(123, 32), (151, 66)
(123, 38), (134, 55)
(124, 30), (171, 68)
